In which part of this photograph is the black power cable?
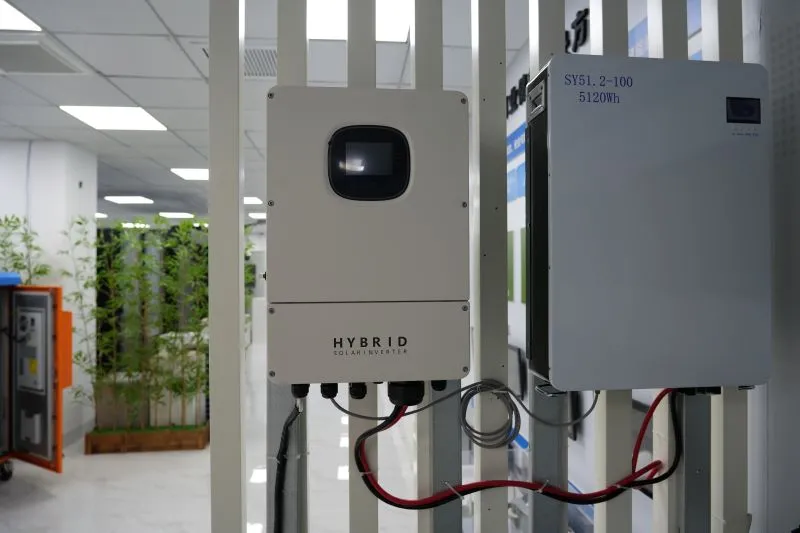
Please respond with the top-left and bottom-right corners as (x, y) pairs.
(273, 404), (301, 533)
(353, 390), (683, 510)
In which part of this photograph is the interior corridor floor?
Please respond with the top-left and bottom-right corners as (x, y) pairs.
(0, 343), (419, 533)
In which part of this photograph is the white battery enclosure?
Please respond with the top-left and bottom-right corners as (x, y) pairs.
(266, 87), (470, 384)
(527, 55), (771, 391)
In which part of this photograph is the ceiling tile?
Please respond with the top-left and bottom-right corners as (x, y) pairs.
(26, 126), (126, 148)
(308, 41), (346, 84)
(0, 106), (85, 128)
(10, 74), (135, 106)
(174, 130), (208, 147)
(12, 0), (168, 35)
(112, 78), (209, 108)
(244, 147), (263, 163)
(376, 42), (408, 86)
(148, 108), (208, 131)
(150, 0), (276, 38)
(141, 146), (207, 167)
(104, 130), (189, 148)
(443, 46), (472, 89)
(246, 130), (266, 150)
(101, 155), (165, 174)
(243, 109), (266, 132)
(178, 38), (209, 77)
(244, 80), (272, 111)
(149, 0), (207, 37)
(58, 35), (201, 79)
(0, 125), (39, 140)
(0, 78), (49, 106)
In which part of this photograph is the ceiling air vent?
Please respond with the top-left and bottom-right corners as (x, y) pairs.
(202, 46), (278, 79)
(0, 33), (87, 74)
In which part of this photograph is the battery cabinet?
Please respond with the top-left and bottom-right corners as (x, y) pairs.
(525, 54), (771, 391)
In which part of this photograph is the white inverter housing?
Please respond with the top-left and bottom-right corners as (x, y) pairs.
(266, 87), (470, 384)
(526, 54), (772, 391)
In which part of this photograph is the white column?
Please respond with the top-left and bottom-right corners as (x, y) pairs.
(759, 1), (800, 529)
(345, 2), (379, 533)
(701, 0), (744, 62)
(590, 0), (628, 57)
(471, 0), (508, 531)
(647, 0), (688, 59)
(0, 140), (98, 446)
(588, 3), (631, 533)
(530, 0), (564, 71)
(699, 2), (750, 533)
(411, 2), (447, 532)
(646, 2), (687, 530)
(209, 0), (246, 530)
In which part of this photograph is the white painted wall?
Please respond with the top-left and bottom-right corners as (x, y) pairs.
(0, 140), (97, 446)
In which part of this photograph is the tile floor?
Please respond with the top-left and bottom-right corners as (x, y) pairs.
(0, 343), (420, 533)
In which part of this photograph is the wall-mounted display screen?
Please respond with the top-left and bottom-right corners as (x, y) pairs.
(726, 97), (761, 124)
(344, 142), (393, 176)
(328, 126), (410, 201)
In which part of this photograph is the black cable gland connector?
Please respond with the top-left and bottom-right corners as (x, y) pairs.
(388, 381), (425, 406)
(431, 380), (447, 392)
(321, 383), (339, 399)
(291, 384), (310, 399)
(349, 382), (368, 400)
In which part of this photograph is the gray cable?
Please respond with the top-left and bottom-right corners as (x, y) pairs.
(329, 380), (601, 448)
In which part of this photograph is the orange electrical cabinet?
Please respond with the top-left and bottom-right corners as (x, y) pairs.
(0, 283), (73, 480)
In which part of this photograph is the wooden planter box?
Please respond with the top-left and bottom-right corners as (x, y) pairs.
(84, 424), (209, 455)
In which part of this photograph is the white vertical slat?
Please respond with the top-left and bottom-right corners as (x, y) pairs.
(530, 0), (564, 71)
(348, 0), (377, 87)
(470, 0), (508, 531)
(270, 3), (309, 533)
(652, 396), (679, 533)
(346, 3), (379, 533)
(647, 0), (689, 59)
(701, 0), (744, 61)
(590, 0), (629, 56)
(647, 2), (687, 531)
(528, 3), (569, 533)
(277, 0), (307, 85)
(588, 3), (631, 533)
(411, 2), (446, 531)
(701, 2), (749, 532)
(209, 0), (246, 531)
(712, 389), (750, 533)
(412, 0), (443, 90)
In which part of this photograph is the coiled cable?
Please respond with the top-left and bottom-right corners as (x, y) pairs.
(331, 379), (600, 449)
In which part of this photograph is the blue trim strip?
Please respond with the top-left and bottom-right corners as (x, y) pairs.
(0, 273), (21, 287)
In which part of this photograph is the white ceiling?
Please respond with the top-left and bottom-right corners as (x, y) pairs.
(0, 0), (529, 218)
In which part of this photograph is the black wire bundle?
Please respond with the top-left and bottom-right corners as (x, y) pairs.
(273, 405), (301, 533)
(353, 391), (683, 510)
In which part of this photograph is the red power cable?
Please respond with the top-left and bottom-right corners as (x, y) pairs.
(357, 389), (674, 508)
(632, 388), (673, 473)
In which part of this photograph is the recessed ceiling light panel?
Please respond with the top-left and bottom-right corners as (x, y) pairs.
(95, 212), (108, 219)
(248, 213), (267, 220)
(60, 106), (166, 131)
(171, 168), (209, 181)
(104, 195), (153, 205)
(159, 212), (195, 219)
(0, 1), (41, 31)
(244, 197), (263, 205)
